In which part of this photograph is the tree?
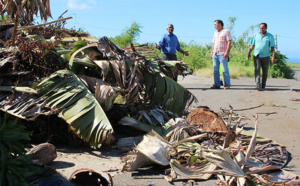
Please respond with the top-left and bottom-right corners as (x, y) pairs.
(227, 16), (237, 40)
(109, 22), (142, 47)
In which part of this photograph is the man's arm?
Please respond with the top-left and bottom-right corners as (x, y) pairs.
(210, 43), (214, 59)
(155, 43), (160, 50)
(248, 45), (254, 60)
(271, 47), (275, 64)
(179, 50), (189, 56)
(155, 36), (165, 50)
(224, 40), (231, 59)
(176, 37), (188, 56)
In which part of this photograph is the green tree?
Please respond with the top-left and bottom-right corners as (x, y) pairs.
(228, 16), (237, 41)
(109, 22), (143, 47)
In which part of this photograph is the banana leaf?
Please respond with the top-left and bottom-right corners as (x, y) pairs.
(0, 91), (45, 120)
(144, 72), (197, 114)
(118, 117), (165, 136)
(168, 159), (217, 181)
(34, 69), (113, 148)
(0, 86), (37, 94)
(69, 43), (98, 71)
(78, 75), (119, 111)
(66, 37), (197, 114)
(129, 130), (171, 171)
(202, 149), (245, 177)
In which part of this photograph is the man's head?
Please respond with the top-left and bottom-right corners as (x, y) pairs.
(214, 20), (224, 31)
(167, 24), (174, 35)
(260, 23), (267, 34)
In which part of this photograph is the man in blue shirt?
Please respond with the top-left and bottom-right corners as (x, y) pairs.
(248, 23), (275, 91)
(155, 24), (189, 60)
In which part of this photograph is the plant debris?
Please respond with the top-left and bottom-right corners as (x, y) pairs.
(120, 107), (297, 185)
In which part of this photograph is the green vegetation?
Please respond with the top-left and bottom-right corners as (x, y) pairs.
(269, 51), (295, 79)
(109, 22), (142, 47)
(111, 19), (296, 79)
(0, 113), (43, 186)
(286, 62), (300, 68)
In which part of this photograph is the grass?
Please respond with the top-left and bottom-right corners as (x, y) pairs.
(229, 64), (254, 78)
(286, 62), (300, 68)
(194, 62), (254, 79)
(194, 67), (213, 77)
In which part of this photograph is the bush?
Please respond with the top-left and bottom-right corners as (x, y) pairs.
(269, 51), (294, 79)
(179, 41), (211, 70)
(0, 113), (44, 186)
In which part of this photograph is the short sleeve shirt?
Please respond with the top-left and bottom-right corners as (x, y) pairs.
(251, 32), (275, 58)
(212, 29), (232, 55)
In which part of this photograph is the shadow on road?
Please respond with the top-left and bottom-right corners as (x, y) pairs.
(186, 86), (292, 91)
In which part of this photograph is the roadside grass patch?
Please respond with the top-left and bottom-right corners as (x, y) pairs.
(193, 64), (254, 79)
(286, 62), (300, 68)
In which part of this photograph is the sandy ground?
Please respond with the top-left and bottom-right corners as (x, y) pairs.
(49, 69), (300, 185)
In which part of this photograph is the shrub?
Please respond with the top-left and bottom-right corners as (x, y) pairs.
(179, 41), (211, 70)
(0, 113), (43, 186)
(269, 51), (294, 79)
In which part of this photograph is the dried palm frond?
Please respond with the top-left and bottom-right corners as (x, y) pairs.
(1, 0), (52, 25)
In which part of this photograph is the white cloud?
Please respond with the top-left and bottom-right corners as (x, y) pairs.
(67, 0), (96, 10)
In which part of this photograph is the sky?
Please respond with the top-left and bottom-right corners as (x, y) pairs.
(48, 0), (300, 62)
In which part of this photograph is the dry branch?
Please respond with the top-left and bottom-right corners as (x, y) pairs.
(17, 16), (73, 30)
(221, 104), (264, 112)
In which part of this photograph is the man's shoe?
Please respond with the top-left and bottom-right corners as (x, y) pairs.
(211, 84), (220, 89)
(224, 85), (230, 90)
(255, 86), (261, 91)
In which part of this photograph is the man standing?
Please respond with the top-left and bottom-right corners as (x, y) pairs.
(155, 24), (189, 60)
(210, 20), (232, 90)
(248, 23), (275, 91)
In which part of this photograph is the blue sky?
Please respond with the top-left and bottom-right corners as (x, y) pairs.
(49, 0), (300, 62)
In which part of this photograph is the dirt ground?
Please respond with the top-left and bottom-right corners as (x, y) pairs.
(49, 68), (300, 185)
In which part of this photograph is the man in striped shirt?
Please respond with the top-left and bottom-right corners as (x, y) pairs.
(210, 20), (232, 89)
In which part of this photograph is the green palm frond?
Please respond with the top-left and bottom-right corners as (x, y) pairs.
(34, 69), (113, 148)
(144, 72), (197, 114)
(68, 42), (99, 72)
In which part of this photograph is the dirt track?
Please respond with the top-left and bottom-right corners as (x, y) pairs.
(50, 69), (300, 185)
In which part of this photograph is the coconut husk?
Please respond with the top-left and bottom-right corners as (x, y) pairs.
(186, 106), (227, 132)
